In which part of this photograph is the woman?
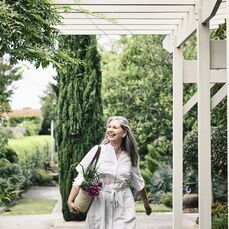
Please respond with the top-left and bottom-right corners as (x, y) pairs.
(68, 116), (152, 228)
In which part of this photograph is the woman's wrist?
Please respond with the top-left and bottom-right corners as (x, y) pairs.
(67, 199), (74, 204)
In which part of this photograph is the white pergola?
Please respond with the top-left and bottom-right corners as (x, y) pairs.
(51, 0), (229, 228)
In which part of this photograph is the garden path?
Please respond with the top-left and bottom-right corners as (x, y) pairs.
(0, 186), (198, 229)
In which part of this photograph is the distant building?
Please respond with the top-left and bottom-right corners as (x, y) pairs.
(2, 108), (42, 121)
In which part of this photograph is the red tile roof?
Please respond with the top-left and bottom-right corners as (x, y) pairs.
(2, 108), (42, 120)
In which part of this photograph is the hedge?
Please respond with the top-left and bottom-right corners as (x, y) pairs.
(8, 136), (51, 186)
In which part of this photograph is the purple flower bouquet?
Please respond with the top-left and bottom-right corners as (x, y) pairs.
(74, 164), (102, 212)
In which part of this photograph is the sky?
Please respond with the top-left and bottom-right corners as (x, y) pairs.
(10, 62), (56, 110)
(9, 35), (119, 110)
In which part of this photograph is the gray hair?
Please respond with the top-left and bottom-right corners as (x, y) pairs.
(101, 116), (139, 166)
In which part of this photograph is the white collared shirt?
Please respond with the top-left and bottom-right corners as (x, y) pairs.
(73, 143), (145, 192)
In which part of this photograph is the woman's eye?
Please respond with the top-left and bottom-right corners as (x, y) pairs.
(108, 125), (119, 129)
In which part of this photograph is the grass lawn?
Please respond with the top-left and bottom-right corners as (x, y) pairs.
(135, 201), (172, 212)
(1, 198), (57, 216)
(1, 199), (171, 216)
(8, 135), (50, 156)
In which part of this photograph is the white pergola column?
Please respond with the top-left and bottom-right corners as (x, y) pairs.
(197, 7), (211, 229)
(172, 38), (183, 229)
(227, 0), (229, 227)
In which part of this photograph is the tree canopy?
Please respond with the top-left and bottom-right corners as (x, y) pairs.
(39, 83), (57, 135)
(102, 35), (173, 156)
(0, 58), (22, 113)
(0, 0), (62, 67)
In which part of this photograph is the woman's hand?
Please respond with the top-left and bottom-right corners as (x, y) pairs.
(68, 201), (79, 214)
(138, 187), (152, 216)
(67, 186), (80, 213)
(144, 202), (152, 216)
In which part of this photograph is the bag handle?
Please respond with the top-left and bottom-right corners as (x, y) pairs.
(88, 145), (101, 168)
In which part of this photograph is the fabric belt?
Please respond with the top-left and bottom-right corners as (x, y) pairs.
(102, 182), (128, 207)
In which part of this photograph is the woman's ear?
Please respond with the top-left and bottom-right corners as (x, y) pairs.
(123, 131), (127, 138)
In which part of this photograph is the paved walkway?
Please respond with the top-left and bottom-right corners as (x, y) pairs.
(0, 186), (198, 229)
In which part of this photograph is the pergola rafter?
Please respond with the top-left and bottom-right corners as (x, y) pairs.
(51, 0), (229, 228)
(53, 0), (196, 36)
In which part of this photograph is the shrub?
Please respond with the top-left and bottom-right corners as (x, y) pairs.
(2, 147), (18, 163)
(149, 162), (172, 203)
(0, 159), (25, 206)
(212, 215), (227, 229)
(31, 168), (57, 186)
(212, 202), (228, 229)
(184, 126), (227, 198)
(1, 126), (26, 139)
(21, 120), (40, 136)
(141, 137), (172, 190)
(161, 192), (172, 208)
(8, 136), (51, 186)
(0, 129), (8, 152)
(0, 143), (18, 164)
(7, 116), (42, 136)
(9, 116), (41, 127)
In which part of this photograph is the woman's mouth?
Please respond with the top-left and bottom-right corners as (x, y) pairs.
(108, 133), (115, 137)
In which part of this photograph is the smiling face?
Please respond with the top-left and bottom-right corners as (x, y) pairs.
(107, 119), (127, 144)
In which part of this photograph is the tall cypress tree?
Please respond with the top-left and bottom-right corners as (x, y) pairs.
(55, 35), (103, 221)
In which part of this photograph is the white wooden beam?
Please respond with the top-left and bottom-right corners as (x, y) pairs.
(183, 93), (197, 115)
(59, 30), (171, 35)
(60, 18), (181, 25)
(171, 0), (225, 47)
(202, 0), (222, 23)
(211, 84), (226, 110)
(183, 83), (227, 115)
(197, 8), (212, 229)
(183, 40), (227, 82)
(210, 40), (227, 69)
(59, 12), (187, 19)
(215, 6), (226, 17)
(52, 0), (195, 5)
(210, 18), (226, 27)
(210, 69), (227, 82)
(163, 35), (174, 53)
(172, 43), (183, 229)
(176, 6), (197, 47)
(183, 61), (226, 83)
(183, 60), (196, 83)
(226, 0), (229, 226)
(59, 5), (193, 13)
(57, 24), (177, 30)
(183, 84), (215, 115)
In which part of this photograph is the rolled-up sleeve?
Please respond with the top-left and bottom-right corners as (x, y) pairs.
(130, 160), (145, 192)
(72, 173), (84, 188)
(72, 145), (98, 188)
